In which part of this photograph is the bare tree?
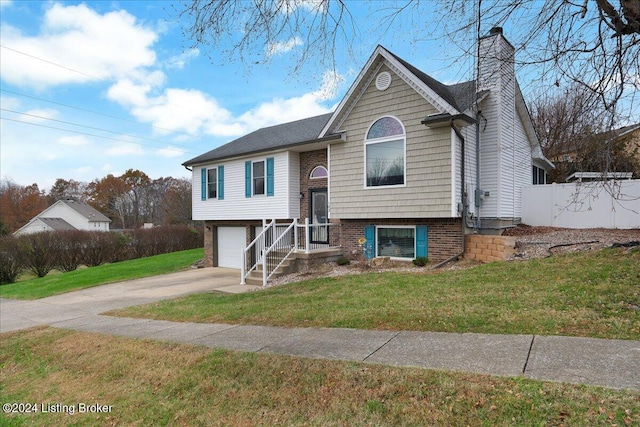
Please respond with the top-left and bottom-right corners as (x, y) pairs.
(180, 0), (639, 168)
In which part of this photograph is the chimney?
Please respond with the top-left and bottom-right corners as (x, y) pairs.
(477, 27), (515, 92)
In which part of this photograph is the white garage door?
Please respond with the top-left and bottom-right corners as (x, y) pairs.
(217, 227), (246, 269)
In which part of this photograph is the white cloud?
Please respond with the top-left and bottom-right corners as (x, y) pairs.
(0, 0), (12, 9)
(105, 143), (144, 156)
(313, 70), (345, 100)
(108, 68), (344, 140)
(157, 146), (185, 158)
(57, 135), (90, 146)
(266, 36), (303, 57)
(72, 166), (93, 175)
(167, 48), (200, 70)
(279, 0), (327, 15)
(0, 3), (157, 89)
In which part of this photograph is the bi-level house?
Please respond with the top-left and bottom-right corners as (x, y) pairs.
(184, 28), (553, 284)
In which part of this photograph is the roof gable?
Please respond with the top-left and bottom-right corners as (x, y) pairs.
(320, 46), (476, 137)
(59, 200), (111, 222)
(33, 200), (111, 223)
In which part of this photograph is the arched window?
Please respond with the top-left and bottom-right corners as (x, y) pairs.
(310, 165), (328, 179)
(365, 116), (406, 187)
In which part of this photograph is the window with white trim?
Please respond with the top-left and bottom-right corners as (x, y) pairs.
(376, 226), (415, 259)
(253, 160), (265, 195)
(365, 116), (405, 187)
(310, 165), (328, 179)
(207, 168), (217, 199)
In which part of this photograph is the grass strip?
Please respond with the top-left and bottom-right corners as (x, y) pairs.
(1, 327), (638, 426)
(113, 248), (640, 340)
(0, 248), (203, 300)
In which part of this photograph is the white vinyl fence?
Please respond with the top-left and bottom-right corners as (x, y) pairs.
(522, 180), (640, 229)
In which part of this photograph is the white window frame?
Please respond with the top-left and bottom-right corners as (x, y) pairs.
(207, 167), (217, 199)
(375, 225), (416, 260)
(310, 165), (328, 179)
(253, 160), (265, 196)
(364, 116), (407, 189)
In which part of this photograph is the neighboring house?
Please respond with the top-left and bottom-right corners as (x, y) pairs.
(14, 199), (111, 235)
(183, 27), (553, 283)
(548, 123), (640, 182)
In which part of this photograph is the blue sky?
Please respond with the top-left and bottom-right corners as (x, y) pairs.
(2, 1), (635, 190)
(0, 1), (482, 189)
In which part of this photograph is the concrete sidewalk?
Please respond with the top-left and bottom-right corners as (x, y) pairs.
(42, 316), (638, 391)
(1, 268), (638, 391)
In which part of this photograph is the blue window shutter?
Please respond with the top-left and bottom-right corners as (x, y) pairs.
(364, 225), (375, 259)
(245, 161), (252, 198)
(200, 168), (207, 201)
(218, 166), (224, 200)
(266, 157), (274, 196)
(416, 225), (428, 258)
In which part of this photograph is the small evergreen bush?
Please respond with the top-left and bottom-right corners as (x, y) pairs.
(336, 256), (351, 266)
(412, 256), (428, 267)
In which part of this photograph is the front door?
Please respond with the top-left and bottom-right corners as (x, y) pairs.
(309, 188), (328, 244)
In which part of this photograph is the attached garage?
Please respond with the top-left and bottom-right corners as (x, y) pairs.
(217, 226), (246, 268)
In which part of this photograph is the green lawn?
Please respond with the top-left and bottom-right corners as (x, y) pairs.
(0, 248), (203, 300)
(113, 247), (640, 340)
(1, 328), (638, 427)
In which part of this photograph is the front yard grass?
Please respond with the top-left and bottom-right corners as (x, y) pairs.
(1, 327), (638, 426)
(113, 247), (640, 340)
(0, 248), (203, 300)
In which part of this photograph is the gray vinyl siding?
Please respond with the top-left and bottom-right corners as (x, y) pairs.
(459, 123), (478, 216)
(329, 64), (453, 219)
(478, 92), (500, 219)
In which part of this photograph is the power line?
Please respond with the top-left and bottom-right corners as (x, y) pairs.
(0, 88), (189, 136)
(0, 44), (218, 124)
(0, 117), (196, 155)
(1, 108), (196, 151)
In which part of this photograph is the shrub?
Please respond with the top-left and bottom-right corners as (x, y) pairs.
(412, 256), (428, 267)
(336, 256), (351, 266)
(53, 230), (85, 272)
(0, 235), (24, 284)
(82, 231), (120, 267)
(18, 232), (57, 277)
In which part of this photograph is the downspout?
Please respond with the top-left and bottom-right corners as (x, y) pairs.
(433, 121), (467, 269)
(475, 114), (480, 230)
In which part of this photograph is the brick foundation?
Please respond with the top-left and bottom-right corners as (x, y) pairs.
(339, 218), (463, 263)
(464, 234), (516, 262)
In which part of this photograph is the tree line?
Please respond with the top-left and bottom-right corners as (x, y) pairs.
(0, 169), (193, 235)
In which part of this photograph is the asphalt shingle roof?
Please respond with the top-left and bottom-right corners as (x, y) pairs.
(184, 47), (483, 166)
(61, 200), (111, 223)
(183, 113), (336, 166)
(38, 218), (76, 231)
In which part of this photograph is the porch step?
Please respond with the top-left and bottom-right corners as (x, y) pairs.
(246, 254), (298, 286)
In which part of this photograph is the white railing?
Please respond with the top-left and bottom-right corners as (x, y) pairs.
(241, 218), (341, 286)
(261, 220), (297, 284)
(241, 219), (274, 285)
(296, 218), (341, 253)
(241, 219), (298, 286)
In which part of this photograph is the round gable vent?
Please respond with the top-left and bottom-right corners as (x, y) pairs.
(375, 71), (392, 91)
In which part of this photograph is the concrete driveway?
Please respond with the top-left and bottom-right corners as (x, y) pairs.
(0, 267), (260, 333)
